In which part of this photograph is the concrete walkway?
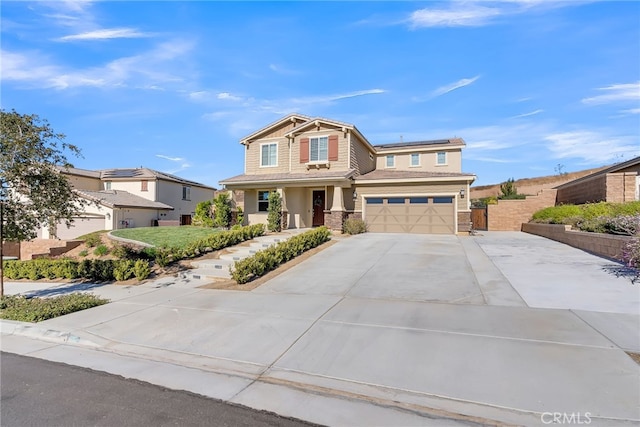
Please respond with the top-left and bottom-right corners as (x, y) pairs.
(2, 232), (639, 426)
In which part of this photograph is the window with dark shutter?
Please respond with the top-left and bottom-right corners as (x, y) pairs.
(328, 135), (338, 161)
(300, 138), (309, 163)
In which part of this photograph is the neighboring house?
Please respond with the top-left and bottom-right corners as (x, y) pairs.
(220, 114), (476, 234)
(555, 156), (640, 205)
(43, 167), (216, 239)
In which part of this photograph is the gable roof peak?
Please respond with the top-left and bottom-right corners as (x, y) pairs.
(240, 113), (311, 144)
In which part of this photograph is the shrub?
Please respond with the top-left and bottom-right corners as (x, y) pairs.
(193, 199), (214, 227)
(267, 191), (282, 232)
(93, 244), (109, 257)
(113, 260), (135, 281)
(90, 259), (115, 282)
(83, 233), (102, 248)
(231, 227), (330, 284)
(79, 250), (88, 257)
(236, 206), (244, 226)
(111, 244), (137, 260)
(0, 293), (109, 323)
(133, 260), (151, 280)
(343, 218), (367, 235)
(213, 193), (232, 228)
(532, 202), (640, 230)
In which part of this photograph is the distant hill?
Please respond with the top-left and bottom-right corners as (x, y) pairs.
(470, 167), (608, 199)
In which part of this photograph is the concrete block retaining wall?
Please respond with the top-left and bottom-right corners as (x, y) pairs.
(522, 223), (632, 261)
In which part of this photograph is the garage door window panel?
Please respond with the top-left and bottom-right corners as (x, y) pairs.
(410, 197), (429, 204)
(433, 197), (453, 203)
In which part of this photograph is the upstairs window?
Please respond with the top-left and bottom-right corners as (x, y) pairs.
(436, 152), (447, 165)
(386, 155), (395, 168)
(258, 190), (270, 212)
(105, 181), (112, 190)
(261, 143), (278, 167)
(141, 180), (148, 191)
(410, 153), (420, 167)
(310, 137), (328, 162)
(182, 185), (191, 201)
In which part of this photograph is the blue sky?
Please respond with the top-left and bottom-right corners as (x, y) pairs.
(2, 1), (639, 188)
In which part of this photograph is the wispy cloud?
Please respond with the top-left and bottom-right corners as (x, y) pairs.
(291, 89), (385, 105)
(511, 109), (544, 118)
(430, 76), (480, 98)
(581, 82), (640, 105)
(545, 131), (640, 163)
(217, 92), (243, 102)
(408, 1), (582, 28)
(1, 39), (195, 90)
(58, 27), (152, 41)
(621, 108), (640, 115)
(410, 4), (502, 28)
(156, 155), (185, 162)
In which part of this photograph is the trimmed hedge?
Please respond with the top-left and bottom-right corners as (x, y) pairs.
(532, 201), (640, 224)
(231, 227), (331, 284)
(2, 258), (151, 282)
(0, 293), (109, 323)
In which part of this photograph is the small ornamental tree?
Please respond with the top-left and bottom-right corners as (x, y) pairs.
(267, 191), (282, 232)
(193, 199), (214, 227)
(1, 110), (88, 296)
(213, 193), (231, 228)
(499, 178), (525, 200)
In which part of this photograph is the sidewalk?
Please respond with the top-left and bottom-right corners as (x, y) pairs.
(1, 232), (639, 426)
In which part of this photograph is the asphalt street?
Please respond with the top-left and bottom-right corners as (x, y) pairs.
(0, 352), (320, 427)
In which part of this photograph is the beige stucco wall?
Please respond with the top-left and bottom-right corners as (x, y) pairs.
(67, 174), (101, 190)
(284, 187), (311, 228)
(110, 180), (158, 201)
(156, 180), (214, 221)
(376, 150), (462, 173)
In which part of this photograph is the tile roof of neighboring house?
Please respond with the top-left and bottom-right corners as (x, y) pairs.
(99, 168), (216, 189)
(374, 138), (465, 150)
(77, 190), (174, 210)
(60, 166), (215, 189)
(356, 169), (475, 181)
(220, 169), (357, 185)
(554, 156), (640, 189)
(57, 166), (101, 178)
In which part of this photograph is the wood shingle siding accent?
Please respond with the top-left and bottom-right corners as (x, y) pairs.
(262, 121), (301, 139)
(328, 135), (339, 161)
(300, 138), (309, 163)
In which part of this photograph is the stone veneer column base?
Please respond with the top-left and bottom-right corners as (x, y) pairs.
(324, 210), (347, 232)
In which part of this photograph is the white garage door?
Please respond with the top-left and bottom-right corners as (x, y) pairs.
(365, 196), (455, 234)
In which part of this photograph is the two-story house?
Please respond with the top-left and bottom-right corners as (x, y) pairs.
(43, 167), (216, 239)
(220, 114), (476, 234)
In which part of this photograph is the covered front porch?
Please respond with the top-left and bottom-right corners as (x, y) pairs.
(220, 173), (357, 231)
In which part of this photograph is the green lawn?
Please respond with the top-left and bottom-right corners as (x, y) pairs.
(111, 226), (221, 248)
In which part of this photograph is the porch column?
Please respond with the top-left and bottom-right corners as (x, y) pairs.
(276, 187), (288, 230)
(326, 186), (346, 232)
(331, 186), (345, 212)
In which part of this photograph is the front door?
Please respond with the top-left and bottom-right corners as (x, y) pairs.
(312, 190), (325, 226)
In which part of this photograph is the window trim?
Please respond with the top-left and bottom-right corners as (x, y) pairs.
(257, 190), (270, 212)
(309, 135), (329, 163)
(182, 185), (191, 201)
(436, 151), (447, 166)
(141, 180), (148, 192)
(385, 154), (395, 168)
(260, 142), (278, 168)
(410, 153), (420, 167)
(105, 181), (112, 190)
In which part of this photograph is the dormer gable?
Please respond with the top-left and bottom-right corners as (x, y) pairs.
(240, 113), (311, 145)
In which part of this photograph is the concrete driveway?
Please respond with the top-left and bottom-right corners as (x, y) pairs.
(2, 232), (639, 426)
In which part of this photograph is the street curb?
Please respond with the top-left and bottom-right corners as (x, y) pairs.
(0, 319), (101, 348)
